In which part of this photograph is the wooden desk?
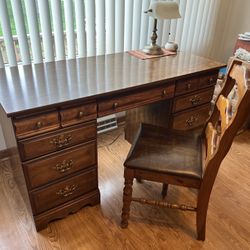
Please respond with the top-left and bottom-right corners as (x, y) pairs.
(0, 52), (225, 230)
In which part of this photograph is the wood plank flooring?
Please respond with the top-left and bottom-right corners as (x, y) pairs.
(0, 126), (249, 250)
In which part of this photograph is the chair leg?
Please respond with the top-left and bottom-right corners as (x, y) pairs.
(196, 196), (210, 241)
(196, 209), (207, 241)
(121, 168), (134, 228)
(161, 183), (168, 199)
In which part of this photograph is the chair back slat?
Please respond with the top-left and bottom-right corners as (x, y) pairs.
(229, 63), (249, 100)
(216, 95), (231, 134)
(205, 122), (218, 164)
(203, 59), (250, 175)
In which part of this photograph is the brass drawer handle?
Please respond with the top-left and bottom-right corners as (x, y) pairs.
(186, 116), (198, 127)
(113, 102), (118, 109)
(56, 184), (78, 197)
(78, 111), (84, 118)
(50, 134), (72, 148)
(189, 95), (201, 105)
(36, 121), (43, 129)
(162, 89), (167, 96)
(53, 160), (73, 173)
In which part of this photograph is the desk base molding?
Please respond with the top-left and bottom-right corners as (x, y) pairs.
(34, 189), (100, 231)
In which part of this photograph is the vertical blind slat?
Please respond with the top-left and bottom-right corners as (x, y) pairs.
(197, 0), (210, 54)
(37, 0), (54, 62)
(75, 0), (86, 57)
(106, 0), (115, 54)
(184, 0), (198, 52)
(139, 0), (150, 49)
(175, 0), (187, 50)
(191, 0), (205, 53)
(50, 0), (65, 60)
(115, 0), (124, 53)
(11, 0), (31, 65)
(202, 0), (215, 54)
(0, 0), (17, 66)
(124, 0), (133, 51)
(0, 48), (4, 68)
(84, 0), (96, 57)
(132, 0), (142, 50)
(64, 0), (75, 59)
(180, 0), (194, 51)
(24, 0), (42, 64)
(95, 0), (105, 55)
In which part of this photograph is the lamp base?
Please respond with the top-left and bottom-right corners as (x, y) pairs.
(143, 44), (164, 55)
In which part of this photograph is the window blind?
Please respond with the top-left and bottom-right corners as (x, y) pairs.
(0, 0), (223, 68)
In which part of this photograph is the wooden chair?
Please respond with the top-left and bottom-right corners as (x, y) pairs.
(120, 59), (250, 240)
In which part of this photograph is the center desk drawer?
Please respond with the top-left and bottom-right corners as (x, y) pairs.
(23, 141), (97, 189)
(98, 84), (175, 117)
(31, 168), (97, 214)
(173, 87), (214, 113)
(60, 102), (97, 127)
(18, 121), (96, 161)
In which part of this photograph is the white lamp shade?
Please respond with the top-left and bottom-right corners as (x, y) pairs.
(146, 2), (181, 20)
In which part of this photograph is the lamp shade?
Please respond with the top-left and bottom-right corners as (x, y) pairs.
(146, 1), (181, 20)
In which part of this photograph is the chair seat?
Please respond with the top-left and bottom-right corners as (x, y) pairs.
(124, 124), (203, 180)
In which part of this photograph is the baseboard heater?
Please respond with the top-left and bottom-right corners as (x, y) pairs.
(97, 114), (118, 134)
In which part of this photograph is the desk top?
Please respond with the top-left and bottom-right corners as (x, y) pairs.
(0, 52), (225, 117)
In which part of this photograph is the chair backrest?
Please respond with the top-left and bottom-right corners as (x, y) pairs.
(201, 59), (250, 184)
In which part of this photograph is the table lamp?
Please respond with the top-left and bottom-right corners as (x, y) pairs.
(143, 1), (181, 55)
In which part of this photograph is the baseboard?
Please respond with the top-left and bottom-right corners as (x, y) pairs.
(0, 147), (18, 160)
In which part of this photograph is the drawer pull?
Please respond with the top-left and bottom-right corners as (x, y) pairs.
(113, 102), (118, 109)
(186, 116), (198, 127)
(186, 83), (192, 90)
(78, 111), (84, 118)
(36, 121), (43, 129)
(189, 95), (201, 105)
(209, 77), (215, 84)
(56, 184), (78, 197)
(162, 89), (167, 96)
(53, 160), (73, 173)
(50, 134), (72, 148)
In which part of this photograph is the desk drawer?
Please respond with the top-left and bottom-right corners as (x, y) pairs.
(98, 84), (175, 117)
(175, 77), (199, 96)
(172, 104), (210, 130)
(14, 111), (60, 139)
(23, 141), (97, 189)
(60, 102), (97, 127)
(31, 168), (97, 214)
(199, 71), (218, 89)
(18, 121), (96, 161)
(173, 87), (214, 113)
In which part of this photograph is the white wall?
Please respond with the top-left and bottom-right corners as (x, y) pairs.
(211, 0), (250, 62)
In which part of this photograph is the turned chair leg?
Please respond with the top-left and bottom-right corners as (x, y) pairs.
(161, 183), (168, 199)
(121, 168), (134, 228)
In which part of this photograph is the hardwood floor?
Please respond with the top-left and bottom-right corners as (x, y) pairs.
(0, 126), (249, 250)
